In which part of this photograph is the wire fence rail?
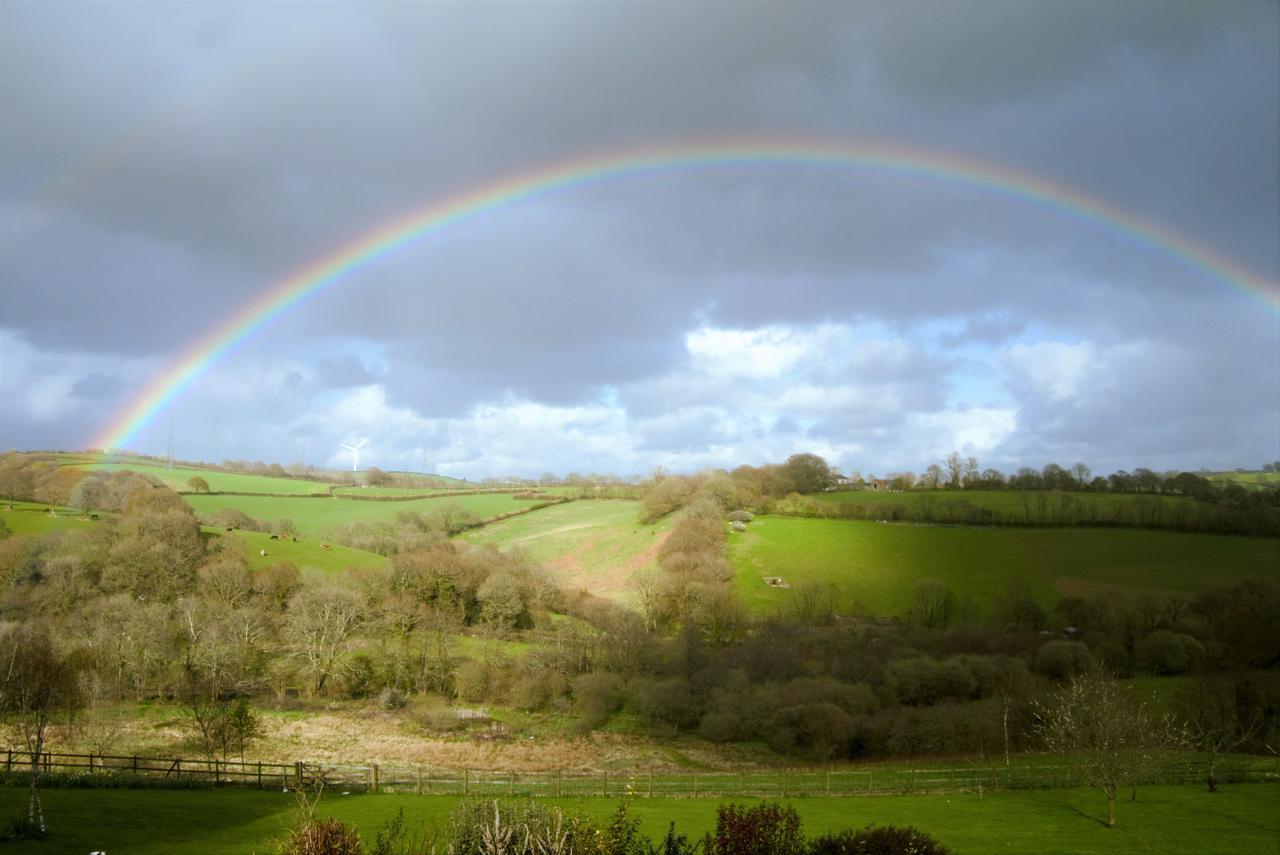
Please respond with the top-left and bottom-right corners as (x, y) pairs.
(2, 749), (1276, 799)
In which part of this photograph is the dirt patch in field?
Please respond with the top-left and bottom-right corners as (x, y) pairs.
(546, 534), (603, 579)
(254, 710), (763, 772)
(619, 529), (670, 576)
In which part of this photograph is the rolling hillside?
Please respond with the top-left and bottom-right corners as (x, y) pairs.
(184, 492), (547, 539)
(458, 500), (673, 602)
(729, 515), (1280, 619)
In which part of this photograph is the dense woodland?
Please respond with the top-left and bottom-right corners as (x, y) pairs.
(0, 451), (1277, 772)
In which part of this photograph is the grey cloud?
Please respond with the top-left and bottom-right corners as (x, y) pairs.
(0, 2), (1274, 472)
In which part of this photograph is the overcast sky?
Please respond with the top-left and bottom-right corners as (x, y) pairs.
(1, 1), (1277, 479)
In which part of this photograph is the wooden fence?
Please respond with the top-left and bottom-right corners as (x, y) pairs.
(2, 750), (1275, 798)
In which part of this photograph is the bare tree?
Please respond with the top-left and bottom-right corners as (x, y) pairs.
(285, 585), (363, 696)
(1175, 672), (1263, 792)
(945, 452), (964, 488)
(1034, 673), (1184, 828)
(1071, 462), (1092, 490)
(922, 464), (944, 489)
(0, 625), (84, 836)
(909, 580), (955, 630)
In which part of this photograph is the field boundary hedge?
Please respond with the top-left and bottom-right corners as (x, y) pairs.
(5, 749), (1275, 798)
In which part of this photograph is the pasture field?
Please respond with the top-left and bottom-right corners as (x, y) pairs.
(68, 461), (330, 494)
(0, 503), (95, 537)
(331, 485), (480, 497)
(183, 493), (546, 539)
(813, 489), (1198, 516)
(2, 785), (1276, 855)
(1212, 470), (1280, 490)
(202, 527), (387, 574)
(458, 500), (673, 602)
(728, 517), (1280, 617)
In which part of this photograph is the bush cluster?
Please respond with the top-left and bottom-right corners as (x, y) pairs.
(276, 799), (951, 855)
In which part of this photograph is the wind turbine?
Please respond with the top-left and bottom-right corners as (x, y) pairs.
(340, 438), (368, 472)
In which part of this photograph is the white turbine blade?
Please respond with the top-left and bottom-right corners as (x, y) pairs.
(355, 438), (369, 449)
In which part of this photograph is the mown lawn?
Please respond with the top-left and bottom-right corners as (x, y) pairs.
(183, 493), (545, 539)
(458, 500), (673, 603)
(2, 784), (1275, 854)
(69, 461), (331, 494)
(728, 517), (1280, 618)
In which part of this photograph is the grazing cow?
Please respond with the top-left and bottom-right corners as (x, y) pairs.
(260, 548), (267, 557)
(321, 544), (332, 551)
(226, 527), (234, 532)
(269, 534), (279, 540)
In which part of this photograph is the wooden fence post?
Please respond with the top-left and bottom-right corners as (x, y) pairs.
(648, 771), (653, 798)
(556, 769), (562, 798)
(603, 771), (608, 798)
(464, 768), (469, 796)
(417, 767), (423, 796)
(781, 769), (787, 799)
(370, 764), (379, 793)
(693, 772), (698, 796)
(825, 769), (830, 796)
(258, 762), (263, 789)
(295, 761), (304, 789)
(510, 771), (515, 796)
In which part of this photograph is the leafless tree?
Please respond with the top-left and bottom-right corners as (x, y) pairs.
(1175, 672), (1264, 792)
(0, 625), (84, 836)
(1034, 673), (1185, 828)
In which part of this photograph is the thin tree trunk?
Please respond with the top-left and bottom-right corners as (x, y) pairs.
(1002, 696), (1011, 767)
(1107, 794), (1117, 828)
(28, 748), (44, 834)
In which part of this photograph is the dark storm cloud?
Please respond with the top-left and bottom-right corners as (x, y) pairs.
(70, 372), (126, 403)
(0, 1), (1275, 471)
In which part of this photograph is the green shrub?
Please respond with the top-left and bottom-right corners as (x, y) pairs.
(1033, 640), (1094, 680)
(648, 823), (703, 855)
(806, 825), (953, 855)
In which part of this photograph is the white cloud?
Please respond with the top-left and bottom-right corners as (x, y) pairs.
(1003, 341), (1096, 402)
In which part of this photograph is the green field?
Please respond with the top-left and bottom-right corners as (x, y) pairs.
(813, 489), (1199, 516)
(729, 516), (1280, 618)
(0, 503), (96, 537)
(458, 500), (673, 602)
(1212, 471), (1280, 490)
(1, 785), (1275, 854)
(183, 493), (546, 539)
(202, 527), (387, 574)
(69, 461), (331, 494)
(331, 485), (472, 497)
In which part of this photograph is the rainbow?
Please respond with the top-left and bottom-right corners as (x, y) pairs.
(93, 137), (1280, 452)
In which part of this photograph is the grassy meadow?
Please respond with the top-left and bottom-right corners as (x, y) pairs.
(0, 502), (97, 537)
(183, 493), (546, 539)
(812, 489), (1199, 516)
(728, 516), (1280, 618)
(68, 461), (330, 494)
(201, 527), (388, 574)
(2, 785), (1276, 855)
(458, 500), (673, 602)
